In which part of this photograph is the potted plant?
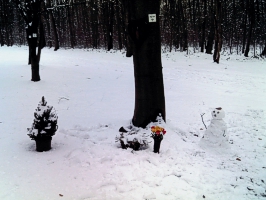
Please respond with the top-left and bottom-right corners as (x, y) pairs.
(116, 126), (150, 151)
(151, 126), (166, 153)
(27, 96), (58, 152)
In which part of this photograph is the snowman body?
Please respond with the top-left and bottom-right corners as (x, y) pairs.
(200, 108), (228, 148)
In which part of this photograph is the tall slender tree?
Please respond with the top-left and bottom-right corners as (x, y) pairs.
(213, 0), (222, 63)
(46, 0), (59, 51)
(244, 0), (255, 57)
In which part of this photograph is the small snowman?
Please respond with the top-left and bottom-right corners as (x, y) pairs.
(200, 107), (229, 148)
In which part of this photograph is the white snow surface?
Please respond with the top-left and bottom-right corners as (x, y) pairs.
(0, 46), (266, 200)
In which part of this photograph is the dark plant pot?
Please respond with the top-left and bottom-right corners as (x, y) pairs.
(120, 140), (140, 151)
(130, 141), (140, 151)
(120, 140), (128, 149)
(153, 136), (163, 153)
(35, 136), (52, 152)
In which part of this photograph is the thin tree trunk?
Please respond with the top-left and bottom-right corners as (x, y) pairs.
(200, 0), (207, 52)
(3, 1), (11, 46)
(179, 0), (188, 51)
(261, 45), (266, 57)
(213, 0), (222, 63)
(196, 0), (201, 48)
(107, 1), (114, 51)
(206, 2), (215, 55)
(67, 1), (75, 48)
(46, 0), (59, 51)
(124, 0), (133, 57)
(115, 0), (123, 50)
(242, 0), (248, 54)
(0, 0), (4, 46)
(244, 0), (255, 57)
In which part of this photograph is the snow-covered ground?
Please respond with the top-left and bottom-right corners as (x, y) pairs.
(0, 46), (266, 200)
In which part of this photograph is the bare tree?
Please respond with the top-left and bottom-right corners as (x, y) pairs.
(213, 0), (222, 63)
(46, 0), (59, 51)
(244, 0), (255, 57)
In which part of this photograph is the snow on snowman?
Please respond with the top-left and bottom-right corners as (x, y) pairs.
(200, 107), (230, 149)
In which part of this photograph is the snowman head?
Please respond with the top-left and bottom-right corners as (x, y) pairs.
(211, 107), (225, 120)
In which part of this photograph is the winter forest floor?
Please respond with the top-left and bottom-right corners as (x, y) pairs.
(0, 46), (266, 200)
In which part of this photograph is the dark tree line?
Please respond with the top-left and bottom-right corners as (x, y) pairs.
(1, 0), (266, 57)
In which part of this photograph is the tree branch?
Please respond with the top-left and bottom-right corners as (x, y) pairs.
(201, 113), (207, 130)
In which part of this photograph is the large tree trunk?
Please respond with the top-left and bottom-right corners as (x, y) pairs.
(128, 0), (166, 128)
(29, 16), (42, 82)
(16, 0), (44, 82)
(30, 45), (41, 82)
(37, 20), (46, 63)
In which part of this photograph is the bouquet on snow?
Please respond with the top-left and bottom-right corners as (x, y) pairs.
(27, 96), (58, 140)
(151, 126), (166, 140)
(151, 126), (166, 153)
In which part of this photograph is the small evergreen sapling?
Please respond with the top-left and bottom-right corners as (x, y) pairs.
(28, 96), (58, 140)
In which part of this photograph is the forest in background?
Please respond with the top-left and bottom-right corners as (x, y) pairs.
(0, 0), (266, 57)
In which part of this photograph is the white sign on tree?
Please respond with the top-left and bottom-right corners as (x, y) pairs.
(148, 14), (156, 22)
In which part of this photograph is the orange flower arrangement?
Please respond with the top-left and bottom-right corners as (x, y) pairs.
(151, 126), (166, 135)
(151, 126), (166, 137)
(151, 126), (166, 153)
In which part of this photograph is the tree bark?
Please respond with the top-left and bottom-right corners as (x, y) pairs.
(115, 0), (123, 50)
(0, 0), (4, 46)
(46, 0), (59, 51)
(261, 45), (266, 57)
(29, 3), (42, 82)
(120, 0), (133, 57)
(200, 0), (207, 52)
(213, 0), (222, 63)
(16, 0), (44, 81)
(244, 0), (255, 57)
(67, 1), (75, 48)
(206, 20), (214, 54)
(128, 0), (166, 128)
(242, 0), (248, 54)
(179, 0), (188, 51)
(106, 1), (114, 51)
(91, 0), (99, 49)
(30, 44), (41, 82)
